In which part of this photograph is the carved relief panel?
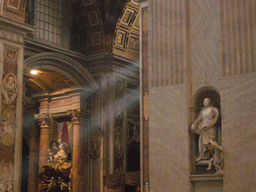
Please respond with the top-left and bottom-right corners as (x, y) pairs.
(90, 126), (101, 159)
(114, 77), (126, 173)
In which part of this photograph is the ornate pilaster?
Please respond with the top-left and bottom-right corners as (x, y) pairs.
(0, 13), (35, 192)
(68, 109), (89, 192)
(138, 1), (149, 192)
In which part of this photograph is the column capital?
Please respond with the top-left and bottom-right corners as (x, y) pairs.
(34, 113), (50, 129)
(68, 109), (90, 124)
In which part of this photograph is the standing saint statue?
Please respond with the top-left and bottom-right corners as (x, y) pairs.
(191, 98), (224, 175)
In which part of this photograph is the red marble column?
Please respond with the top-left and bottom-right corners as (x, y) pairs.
(27, 127), (39, 192)
(69, 109), (88, 192)
(34, 114), (50, 177)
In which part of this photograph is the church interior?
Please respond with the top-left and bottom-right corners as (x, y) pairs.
(0, 0), (256, 191)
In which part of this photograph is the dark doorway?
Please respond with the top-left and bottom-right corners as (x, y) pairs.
(125, 185), (138, 192)
(127, 142), (140, 172)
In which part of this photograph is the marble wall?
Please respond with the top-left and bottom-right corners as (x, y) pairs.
(221, 73), (256, 192)
(147, 0), (189, 191)
(190, 0), (221, 95)
(194, 181), (223, 192)
(143, 0), (256, 191)
(149, 86), (190, 191)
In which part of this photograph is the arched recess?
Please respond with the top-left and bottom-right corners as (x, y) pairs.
(24, 52), (99, 95)
(190, 86), (222, 174)
(23, 52), (99, 192)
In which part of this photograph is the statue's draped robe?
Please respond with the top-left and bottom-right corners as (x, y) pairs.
(192, 107), (218, 156)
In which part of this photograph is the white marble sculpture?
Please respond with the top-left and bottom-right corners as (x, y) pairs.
(191, 98), (224, 175)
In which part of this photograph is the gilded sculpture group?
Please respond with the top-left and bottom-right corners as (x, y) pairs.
(191, 98), (224, 175)
(39, 139), (71, 192)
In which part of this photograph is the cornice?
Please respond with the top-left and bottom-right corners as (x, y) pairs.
(0, 15), (35, 35)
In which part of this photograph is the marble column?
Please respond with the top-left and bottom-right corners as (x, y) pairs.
(27, 126), (39, 192)
(35, 114), (50, 172)
(69, 109), (89, 192)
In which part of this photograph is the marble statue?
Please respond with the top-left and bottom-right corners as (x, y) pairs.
(39, 140), (71, 191)
(191, 98), (224, 175)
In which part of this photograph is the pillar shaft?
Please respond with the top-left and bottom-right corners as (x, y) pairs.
(27, 134), (39, 192)
(39, 127), (50, 170)
(73, 121), (85, 191)
(35, 114), (50, 171)
(69, 109), (88, 192)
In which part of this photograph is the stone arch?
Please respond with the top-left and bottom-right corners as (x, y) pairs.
(24, 52), (99, 93)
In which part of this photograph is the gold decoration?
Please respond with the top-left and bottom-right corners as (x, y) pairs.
(122, 10), (133, 24)
(1, 132), (14, 147)
(143, 92), (149, 120)
(142, 8), (148, 35)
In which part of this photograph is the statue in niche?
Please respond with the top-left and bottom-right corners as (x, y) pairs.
(191, 98), (224, 175)
(39, 140), (71, 192)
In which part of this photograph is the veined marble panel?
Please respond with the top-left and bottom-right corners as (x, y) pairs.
(220, 0), (256, 77)
(149, 85), (190, 191)
(149, 0), (186, 87)
(190, 0), (221, 96)
(221, 73), (256, 191)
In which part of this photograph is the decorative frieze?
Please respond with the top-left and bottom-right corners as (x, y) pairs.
(0, 31), (23, 44)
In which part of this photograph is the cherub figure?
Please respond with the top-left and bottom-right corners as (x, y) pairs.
(58, 177), (68, 191)
(47, 177), (56, 192)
